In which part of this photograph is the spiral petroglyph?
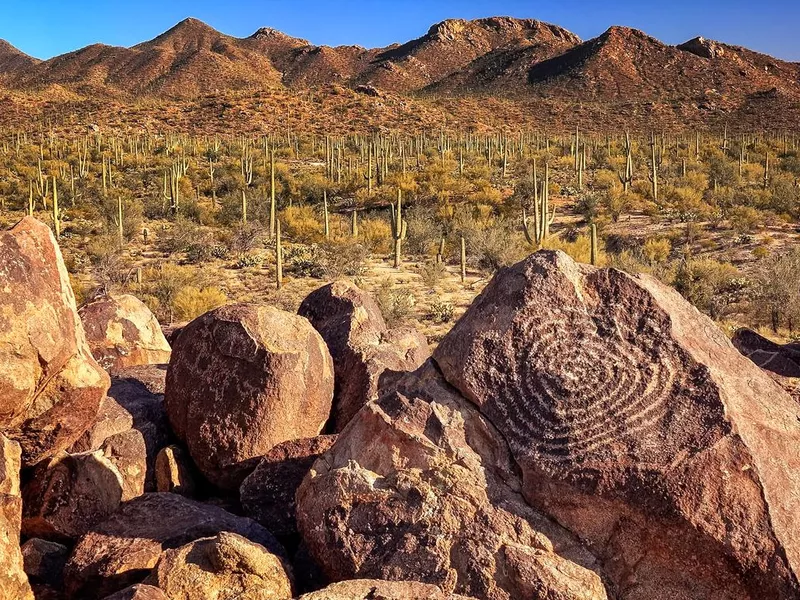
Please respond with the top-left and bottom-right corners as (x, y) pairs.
(436, 251), (723, 479)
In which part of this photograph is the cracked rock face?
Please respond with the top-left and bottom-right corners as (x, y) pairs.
(79, 294), (171, 372)
(0, 434), (34, 600)
(165, 304), (334, 489)
(298, 281), (430, 432)
(434, 250), (800, 600)
(0, 217), (110, 466)
(297, 361), (608, 600)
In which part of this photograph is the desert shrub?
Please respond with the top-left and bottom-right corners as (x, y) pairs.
(185, 243), (229, 264)
(418, 260), (447, 289)
(405, 206), (442, 255)
(359, 217), (392, 254)
(283, 205), (322, 243)
(172, 286), (228, 321)
(234, 253), (264, 269)
(673, 258), (744, 319)
(130, 263), (211, 323)
(428, 299), (455, 324)
(750, 249), (800, 332)
(286, 240), (367, 280)
(641, 237), (671, 265)
(376, 280), (415, 326)
(728, 205), (763, 233)
(158, 218), (207, 256)
(224, 223), (264, 255)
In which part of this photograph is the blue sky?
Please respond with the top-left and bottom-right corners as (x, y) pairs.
(1, 0), (798, 61)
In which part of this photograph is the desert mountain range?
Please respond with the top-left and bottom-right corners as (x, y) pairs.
(1, 16), (798, 130)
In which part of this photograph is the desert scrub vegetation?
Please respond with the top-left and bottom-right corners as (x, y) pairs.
(1, 126), (799, 338)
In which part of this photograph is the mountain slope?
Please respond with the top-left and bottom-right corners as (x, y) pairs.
(523, 26), (800, 107)
(13, 18), (283, 96)
(0, 40), (40, 76)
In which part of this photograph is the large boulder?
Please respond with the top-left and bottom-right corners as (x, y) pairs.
(298, 281), (430, 432)
(165, 304), (334, 489)
(99, 429), (148, 501)
(63, 492), (285, 599)
(0, 217), (110, 466)
(22, 450), (124, 541)
(241, 435), (337, 536)
(434, 250), (800, 600)
(79, 294), (171, 372)
(297, 361), (608, 600)
(0, 434), (34, 600)
(144, 532), (294, 599)
(296, 579), (475, 599)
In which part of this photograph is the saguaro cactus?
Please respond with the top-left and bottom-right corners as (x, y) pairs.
(323, 190), (330, 239)
(590, 223), (598, 266)
(391, 189), (407, 268)
(52, 176), (61, 239)
(460, 235), (466, 283)
(523, 162), (555, 247)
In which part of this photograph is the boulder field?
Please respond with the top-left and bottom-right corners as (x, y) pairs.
(1, 218), (798, 600)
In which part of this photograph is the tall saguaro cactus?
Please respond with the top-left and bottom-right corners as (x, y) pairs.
(523, 162), (555, 247)
(391, 189), (407, 268)
(275, 219), (283, 290)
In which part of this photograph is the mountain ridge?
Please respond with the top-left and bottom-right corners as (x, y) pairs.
(1, 16), (799, 129)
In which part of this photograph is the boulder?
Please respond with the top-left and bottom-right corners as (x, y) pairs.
(732, 327), (800, 400)
(99, 429), (147, 501)
(22, 451), (123, 541)
(298, 281), (429, 431)
(296, 579), (475, 599)
(165, 304), (334, 489)
(63, 492), (285, 599)
(69, 396), (134, 454)
(100, 585), (169, 600)
(79, 294), (171, 371)
(240, 435), (337, 536)
(154, 445), (197, 496)
(0, 217), (109, 466)
(21, 538), (69, 586)
(0, 434), (34, 600)
(297, 361), (608, 600)
(144, 532), (293, 600)
(434, 250), (800, 600)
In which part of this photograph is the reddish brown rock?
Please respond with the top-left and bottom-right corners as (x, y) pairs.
(63, 492), (285, 600)
(165, 304), (334, 489)
(0, 217), (110, 466)
(0, 434), (34, 600)
(107, 365), (172, 492)
(79, 294), (172, 372)
(434, 250), (800, 600)
(144, 532), (293, 599)
(298, 281), (430, 431)
(296, 579), (475, 599)
(22, 451), (123, 541)
(154, 445), (197, 496)
(99, 430), (147, 501)
(297, 361), (607, 600)
(69, 396), (135, 454)
(240, 435), (337, 536)
(732, 327), (800, 400)
(21, 538), (69, 586)
(100, 585), (169, 600)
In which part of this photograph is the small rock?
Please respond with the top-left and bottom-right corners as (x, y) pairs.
(155, 445), (197, 496)
(144, 532), (293, 600)
(21, 538), (68, 586)
(22, 451), (123, 541)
